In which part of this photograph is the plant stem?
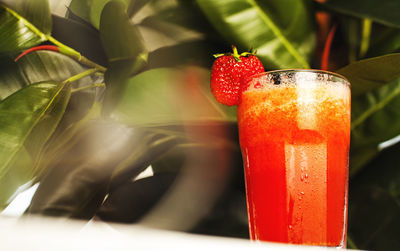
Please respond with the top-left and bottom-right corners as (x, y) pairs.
(47, 36), (107, 72)
(71, 83), (106, 93)
(62, 68), (100, 85)
(359, 18), (372, 58)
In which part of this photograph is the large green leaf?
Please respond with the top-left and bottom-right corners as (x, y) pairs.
(15, 0), (52, 35)
(67, 0), (91, 24)
(0, 81), (71, 208)
(0, 4), (47, 52)
(138, 15), (205, 52)
(337, 53), (400, 96)
(17, 50), (94, 85)
(100, 0), (148, 115)
(35, 102), (101, 177)
(367, 25), (400, 58)
(351, 77), (400, 148)
(0, 55), (29, 100)
(14, 50), (102, 176)
(134, 0), (216, 53)
(13, 50), (99, 134)
(196, 0), (316, 69)
(323, 0), (400, 28)
(100, 0), (147, 66)
(348, 142), (400, 250)
(90, 0), (131, 29)
(112, 67), (236, 127)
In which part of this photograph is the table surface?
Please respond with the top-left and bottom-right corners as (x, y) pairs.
(0, 215), (360, 251)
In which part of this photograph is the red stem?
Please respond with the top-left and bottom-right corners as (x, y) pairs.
(321, 23), (337, 71)
(14, 45), (59, 62)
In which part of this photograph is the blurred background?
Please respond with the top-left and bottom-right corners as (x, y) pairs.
(0, 0), (399, 250)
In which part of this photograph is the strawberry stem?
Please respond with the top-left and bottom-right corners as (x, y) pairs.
(213, 45), (256, 61)
(232, 45), (241, 62)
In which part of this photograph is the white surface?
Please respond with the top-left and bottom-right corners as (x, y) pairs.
(0, 183), (38, 217)
(0, 216), (340, 251)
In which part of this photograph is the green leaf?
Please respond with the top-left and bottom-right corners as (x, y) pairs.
(112, 67), (236, 127)
(13, 50), (99, 136)
(323, 0), (400, 28)
(337, 53), (400, 96)
(138, 15), (205, 52)
(127, 0), (147, 18)
(0, 55), (29, 100)
(90, 0), (131, 29)
(348, 142), (400, 250)
(351, 77), (400, 149)
(196, 0), (316, 69)
(15, 0), (52, 35)
(14, 50), (103, 176)
(0, 81), (71, 208)
(91, 0), (120, 29)
(100, 0), (147, 65)
(344, 54), (400, 173)
(67, 0), (91, 24)
(133, 2), (219, 67)
(100, 0), (148, 115)
(17, 50), (94, 85)
(36, 102), (102, 175)
(0, 4), (48, 52)
(367, 25), (400, 58)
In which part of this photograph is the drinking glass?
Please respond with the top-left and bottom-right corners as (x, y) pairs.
(237, 69), (351, 247)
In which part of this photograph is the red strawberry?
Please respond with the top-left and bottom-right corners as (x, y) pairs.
(210, 46), (264, 106)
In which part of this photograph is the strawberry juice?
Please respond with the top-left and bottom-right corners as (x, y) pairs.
(237, 70), (351, 247)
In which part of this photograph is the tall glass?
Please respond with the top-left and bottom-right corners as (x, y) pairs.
(237, 70), (351, 247)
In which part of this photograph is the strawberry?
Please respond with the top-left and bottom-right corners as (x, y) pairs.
(210, 46), (264, 106)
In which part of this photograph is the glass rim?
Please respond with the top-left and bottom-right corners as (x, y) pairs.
(246, 69), (351, 87)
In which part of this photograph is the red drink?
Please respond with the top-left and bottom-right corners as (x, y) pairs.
(237, 70), (351, 247)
